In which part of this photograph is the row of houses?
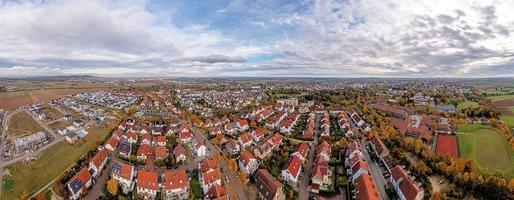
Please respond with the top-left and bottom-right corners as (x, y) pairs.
(369, 137), (425, 200)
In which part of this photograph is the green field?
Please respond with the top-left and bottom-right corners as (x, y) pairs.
(457, 124), (514, 178)
(2, 119), (119, 199)
(457, 100), (478, 110)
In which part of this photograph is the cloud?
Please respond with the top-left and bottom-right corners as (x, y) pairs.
(0, 0), (514, 77)
(188, 54), (246, 63)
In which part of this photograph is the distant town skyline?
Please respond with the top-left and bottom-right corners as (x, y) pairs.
(0, 0), (513, 78)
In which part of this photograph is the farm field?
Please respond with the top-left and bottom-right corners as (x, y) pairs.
(48, 120), (72, 130)
(0, 88), (100, 110)
(488, 95), (514, 126)
(2, 119), (119, 199)
(42, 107), (63, 120)
(457, 100), (478, 110)
(7, 111), (44, 137)
(457, 124), (514, 178)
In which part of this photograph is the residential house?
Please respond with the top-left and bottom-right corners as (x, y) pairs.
(205, 184), (228, 200)
(291, 143), (309, 162)
(88, 149), (109, 178)
(198, 159), (222, 193)
(112, 161), (135, 193)
(354, 173), (380, 200)
(281, 155), (302, 187)
(67, 167), (92, 200)
(255, 169), (285, 200)
(118, 140), (132, 158)
(137, 144), (152, 162)
(226, 139), (240, 155)
(193, 137), (207, 157)
(136, 170), (159, 200)
(238, 150), (259, 175)
(155, 146), (168, 161)
(105, 137), (119, 152)
(238, 132), (253, 149)
(163, 169), (190, 200)
(173, 144), (188, 163)
(390, 166), (424, 200)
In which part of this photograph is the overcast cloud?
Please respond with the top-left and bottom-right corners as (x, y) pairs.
(0, 0), (513, 77)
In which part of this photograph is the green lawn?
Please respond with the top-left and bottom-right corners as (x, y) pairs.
(457, 100), (478, 110)
(2, 120), (118, 199)
(500, 115), (514, 127)
(457, 124), (514, 178)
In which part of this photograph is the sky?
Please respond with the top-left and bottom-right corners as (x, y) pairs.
(0, 0), (514, 78)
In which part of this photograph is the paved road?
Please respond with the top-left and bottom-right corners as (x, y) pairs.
(192, 127), (248, 200)
(298, 113), (321, 200)
(85, 155), (115, 200)
(361, 139), (390, 200)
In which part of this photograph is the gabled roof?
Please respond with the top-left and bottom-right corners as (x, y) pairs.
(106, 137), (119, 149)
(156, 136), (166, 143)
(112, 161), (134, 181)
(354, 173), (380, 200)
(296, 143), (309, 158)
(155, 146), (167, 158)
(284, 155), (302, 179)
(90, 149), (109, 169)
(239, 150), (256, 166)
(67, 167), (91, 194)
(205, 184), (228, 200)
(391, 166), (424, 200)
(173, 144), (187, 158)
(239, 132), (252, 143)
(163, 169), (188, 190)
(255, 169), (283, 200)
(137, 170), (158, 191)
(199, 159), (219, 173)
(137, 144), (152, 157)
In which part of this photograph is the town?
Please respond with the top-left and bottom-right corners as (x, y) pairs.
(1, 77), (514, 200)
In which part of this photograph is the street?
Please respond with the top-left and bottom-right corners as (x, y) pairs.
(361, 139), (390, 200)
(192, 127), (248, 200)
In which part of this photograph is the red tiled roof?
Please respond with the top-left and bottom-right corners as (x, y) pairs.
(296, 142), (309, 158)
(137, 144), (152, 157)
(155, 146), (167, 158)
(239, 132), (252, 144)
(239, 150), (256, 166)
(156, 136), (166, 143)
(205, 184), (228, 200)
(137, 170), (158, 191)
(163, 169), (188, 190)
(68, 167), (91, 186)
(285, 155), (302, 179)
(354, 173), (380, 200)
(391, 166), (424, 200)
(106, 137), (119, 149)
(90, 149), (109, 169)
(113, 161), (133, 181)
(255, 169), (283, 200)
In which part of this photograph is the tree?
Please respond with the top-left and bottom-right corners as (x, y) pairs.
(107, 177), (119, 196)
(227, 159), (238, 173)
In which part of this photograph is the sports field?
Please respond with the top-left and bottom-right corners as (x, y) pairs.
(457, 124), (514, 178)
(2, 119), (119, 199)
(7, 111), (44, 137)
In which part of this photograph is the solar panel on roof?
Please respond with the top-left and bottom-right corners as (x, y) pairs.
(69, 179), (84, 194)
